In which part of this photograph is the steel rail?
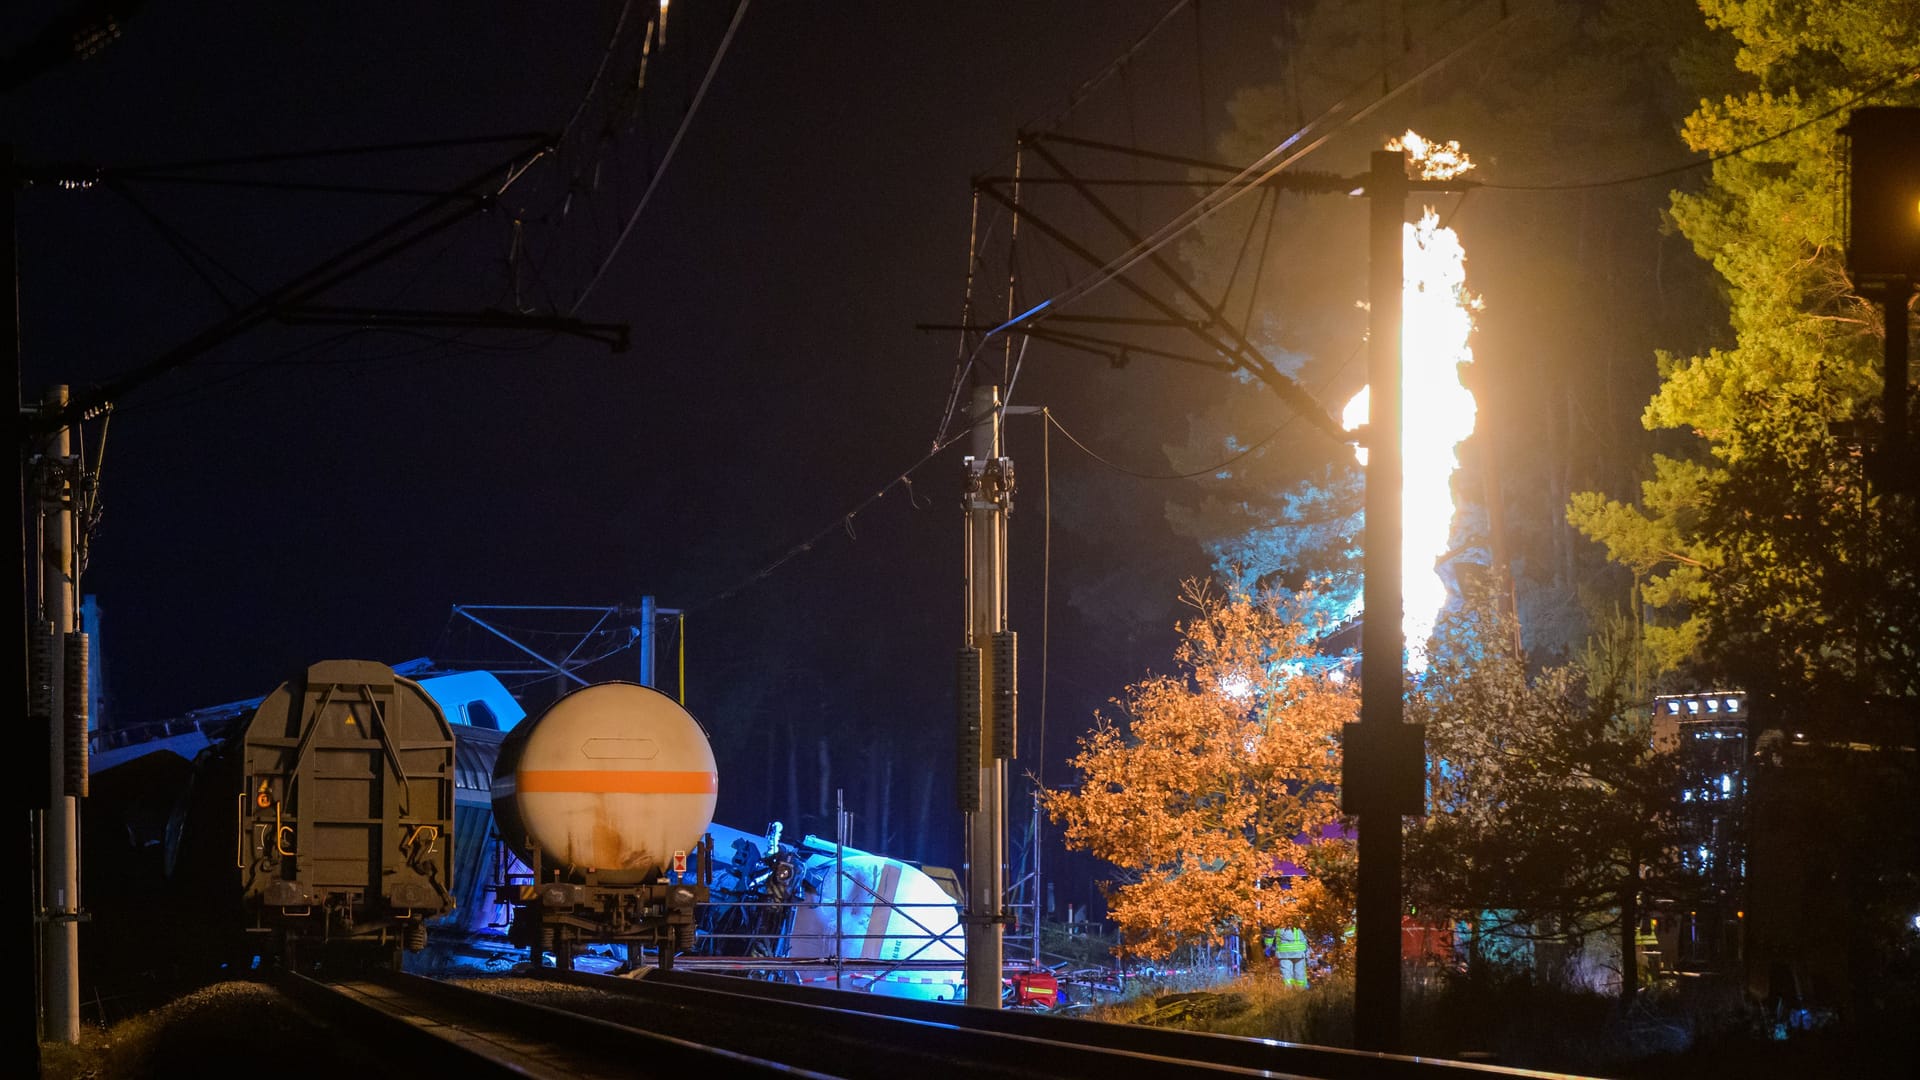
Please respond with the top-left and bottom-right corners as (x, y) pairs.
(638, 968), (1587, 1080)
(524, 967), (1289, 1079)
(273, 968), (817, 1079)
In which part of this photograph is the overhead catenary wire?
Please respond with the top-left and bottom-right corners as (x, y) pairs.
(933, 189), (988, 455)
(101, 132), (554, 175)
(556, 0), (640, 150)
(978, 0), (1512, 349)
(976, 144), (1352, 443)
(1214, 187), (1267, 314)
(569, 0), (751, 315)
(1044, 408), (1294, 482)
(105, 180), (259, 312)
(107, 173), (494, 201)
(1037, 411), (1051, 791)
(689, 410), (1010, 614)
(1475, 63), (1920, 191)
(930, 0), (1514, 460)
(1191, 0), (1210, 155)
(1239, 188), (1279, 336)
(121, 148), (584, 421)
(40, 137), (554, 432)
(1025, 0), (1195, 137)
(1033, 328), (1366, 484)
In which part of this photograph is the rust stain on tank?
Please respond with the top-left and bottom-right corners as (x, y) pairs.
(560, 800), (656, 875)
(570, 803), (622, 870)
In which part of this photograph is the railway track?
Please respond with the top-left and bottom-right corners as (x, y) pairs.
(638, 967), (1576, 1078)
(277, 965), (1583, 1078)
(525, 967), (1581, 1079)
(272, 968), (819, 1078)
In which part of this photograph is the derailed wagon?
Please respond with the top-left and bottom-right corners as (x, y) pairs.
(490, 681), (716, 969)
(235, 659), (456, 967)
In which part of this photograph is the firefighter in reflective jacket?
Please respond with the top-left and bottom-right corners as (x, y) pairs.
(1263, 927), (1309, 988)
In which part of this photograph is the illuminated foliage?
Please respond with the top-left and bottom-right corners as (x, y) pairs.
(1042, 582), (1355, 963)
(1167, 0), (1714, 662)
(1568, 0), (1920, 707)
(1406, 604), (1687, 999)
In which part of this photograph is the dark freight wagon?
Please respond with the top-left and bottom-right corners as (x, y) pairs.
(236, 660), (457, 966)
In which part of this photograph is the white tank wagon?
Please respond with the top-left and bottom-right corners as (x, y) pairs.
(785, 844), (965, 1001)
(698, 823), (965, 1001)
(491, 682), (717, 968)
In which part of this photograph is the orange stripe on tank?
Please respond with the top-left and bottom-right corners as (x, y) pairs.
(516, 769), (718, 794)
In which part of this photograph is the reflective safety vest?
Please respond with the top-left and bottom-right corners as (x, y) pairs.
(1273, 927), (1308, 959)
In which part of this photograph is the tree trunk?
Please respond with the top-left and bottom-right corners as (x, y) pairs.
(1469, 912), (1482, 973)
(1618, 876), (1640, 1004)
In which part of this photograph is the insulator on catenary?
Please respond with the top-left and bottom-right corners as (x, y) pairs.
(65, 632), (90, 798)
(955, 646), (982, 812)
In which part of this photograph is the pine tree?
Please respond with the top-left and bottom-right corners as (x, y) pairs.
(1567, 0), (1920, 709)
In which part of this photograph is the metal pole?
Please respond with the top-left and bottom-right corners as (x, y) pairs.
(1354, 150), (1408, 1053)
(639, 594), (657, 688)
(963, 384), (1007, 1007)
(835, 788), (845, 992)
(39, 385), (79, 1044)
(9, 146), (50, 1064)
(1031, 792), (1042, 965)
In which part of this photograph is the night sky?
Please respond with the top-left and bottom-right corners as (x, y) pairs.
(9, 2), (1327, 884)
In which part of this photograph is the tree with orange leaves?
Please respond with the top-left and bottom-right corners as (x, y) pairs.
(1042, 581), (1356, 965)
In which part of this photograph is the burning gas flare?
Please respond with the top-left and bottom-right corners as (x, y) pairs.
(1346, 133), (1480, 670)
(1385, 130), (1476, 181)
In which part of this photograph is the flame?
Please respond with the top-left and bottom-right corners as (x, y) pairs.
(1385, 130), (1475, 181)
(1344, 134), (1479, 670)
